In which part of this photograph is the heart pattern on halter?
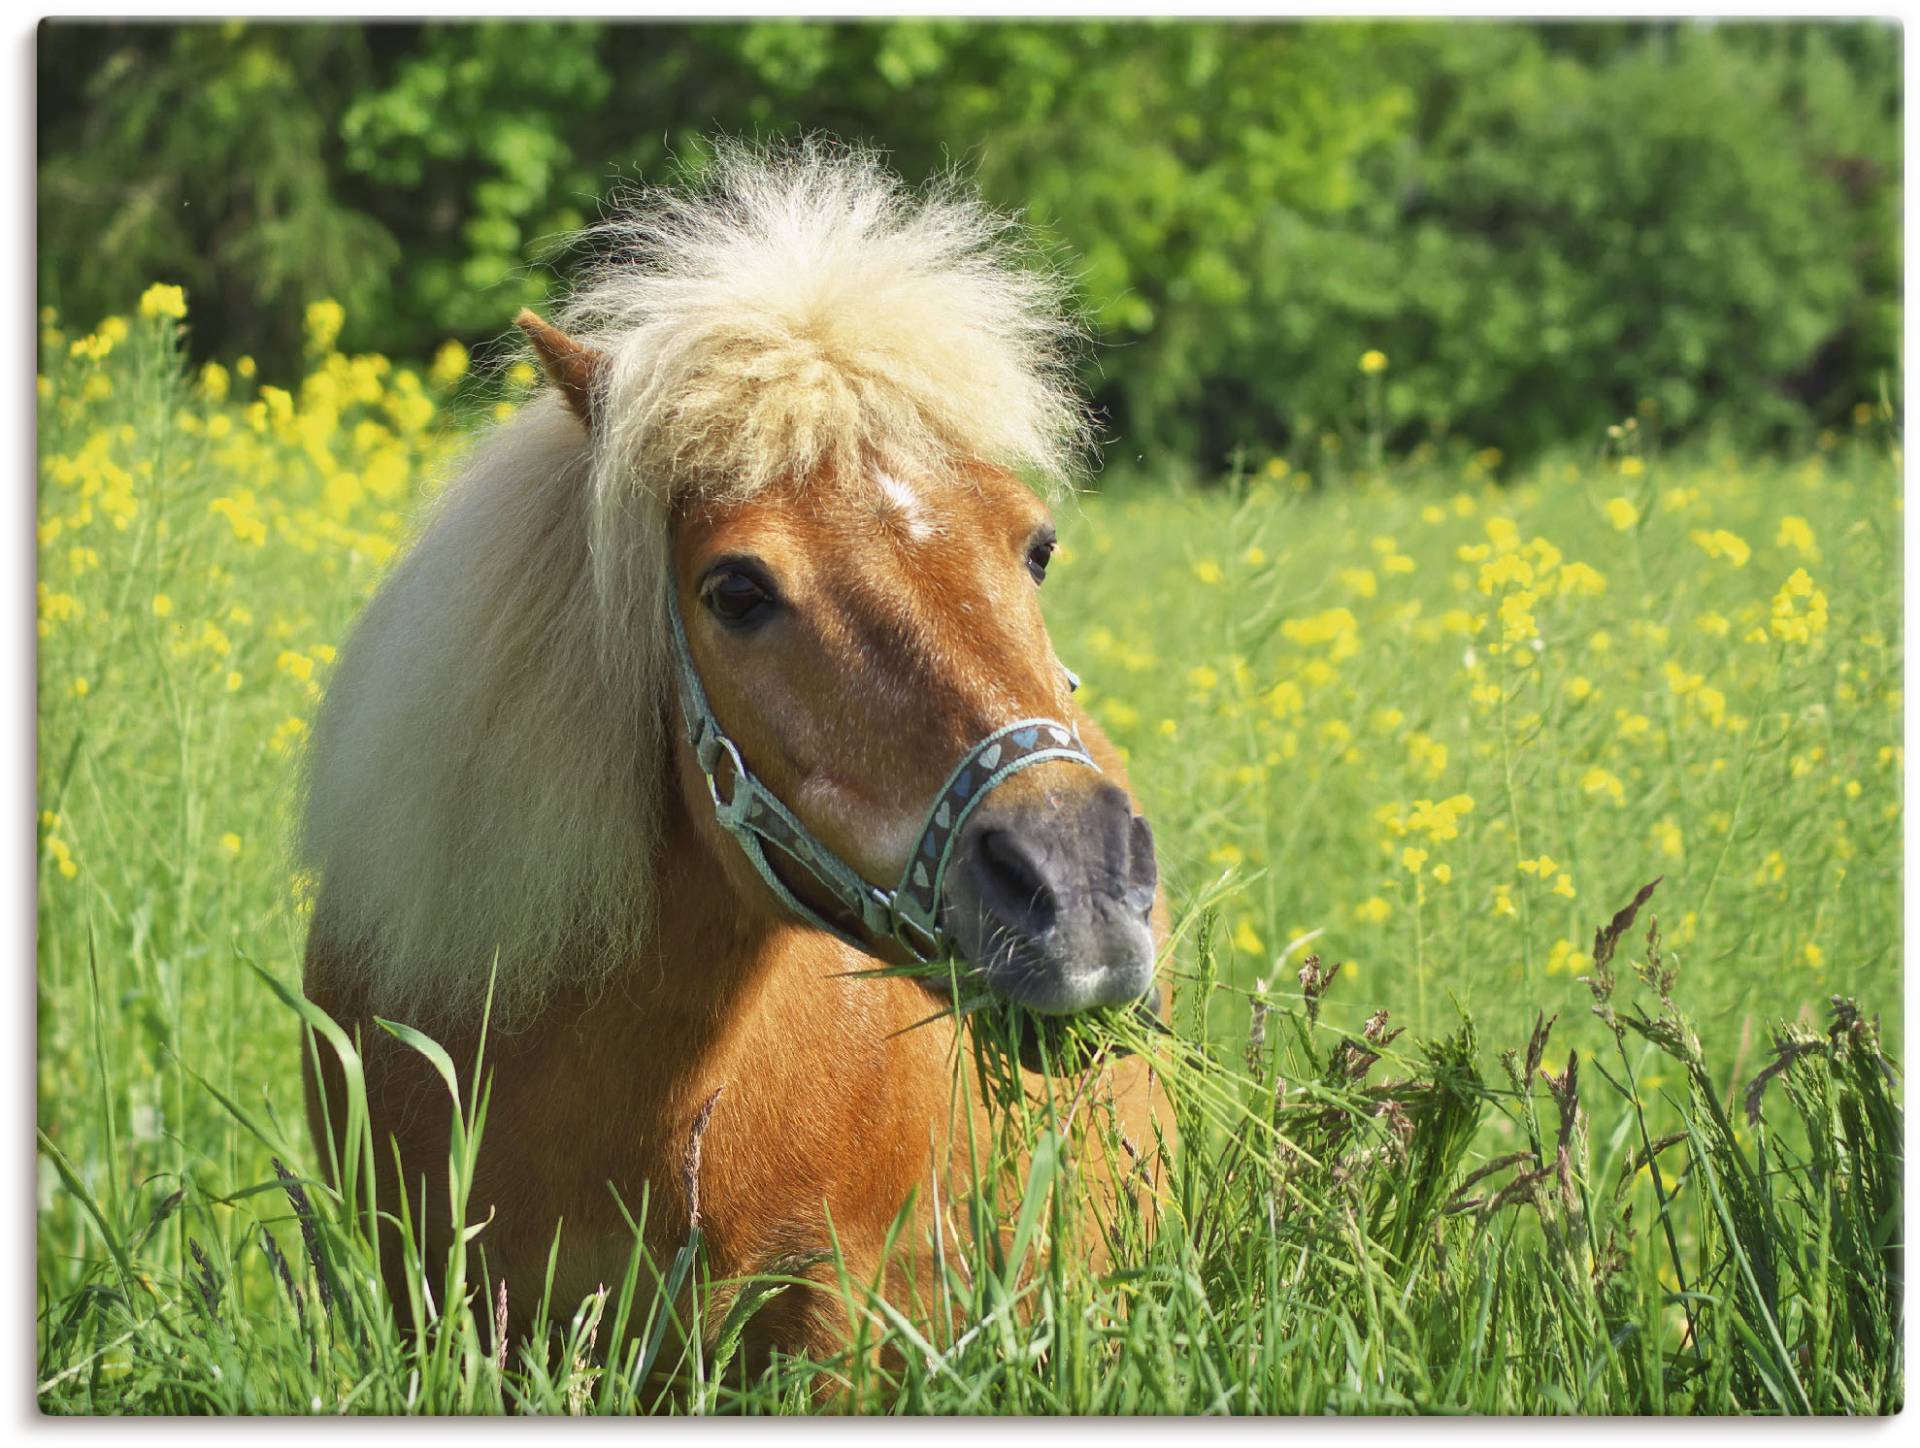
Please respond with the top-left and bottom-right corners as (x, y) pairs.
(890, 717), (1097, 935)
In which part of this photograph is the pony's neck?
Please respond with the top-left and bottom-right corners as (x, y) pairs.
(633, 738), (789, 1039)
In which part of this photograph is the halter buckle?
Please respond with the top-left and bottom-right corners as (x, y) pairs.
(699, 729), (754, 828)
(890, 908), (945, 963)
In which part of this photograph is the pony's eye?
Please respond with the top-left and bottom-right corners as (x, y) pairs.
(702, 567), (776, 629)
(1027, 534), (1057, 585)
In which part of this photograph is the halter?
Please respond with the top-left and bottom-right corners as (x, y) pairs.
(666, 586), (1099, 962)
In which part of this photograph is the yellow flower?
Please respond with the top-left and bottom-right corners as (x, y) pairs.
(46, 834), (78, 880)
(1545, 939), (1591, 976)
(1552, 873), (1576, 899)
(1580, 766), (1625, 804)
(1604, 497), (1638, 531)
(1406, 794), (1474, 841)
(429, 340), (470, 388)
(1484, 517), (1520, 554)
(305, 299), (346, 354)
(1477, 555), (1534, 594)
(1232, 918), (1265, 955)
(1769, 568), (1829, 645)
(1663, 661), (1703, 696)
(268, 716), (310, 756)
(70, 676), (89, 698)
(1407, 732), (1448, 778)
(219, 832), (243, 857)
(137, 283), (188, 321)
(1355, 896), (1392, 924)
(1496, 589), (1538, 645)
(1430, 863), (1452, 885)
(151, 593), (173, 618)
(1400, 847), (1428, 876)
(1557, 560), (1607, 596)
(1619, 457), (1645, 478)
(1359, 349), (1388, 375)
(1690, 528), (1752, 567)
(1192, 558), (1224, 586)
(1775, 515), (1818, 560)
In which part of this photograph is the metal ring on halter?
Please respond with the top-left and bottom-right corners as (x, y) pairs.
(667, 582), (1099, 963)
(702, 733), (748, 814)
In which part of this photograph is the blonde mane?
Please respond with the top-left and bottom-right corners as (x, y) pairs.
(299, 141), (1091, 1027)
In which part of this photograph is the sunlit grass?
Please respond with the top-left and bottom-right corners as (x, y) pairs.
(35, 294), (1902, 1413)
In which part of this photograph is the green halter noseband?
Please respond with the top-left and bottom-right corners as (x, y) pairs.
(667, 586), (1099, 962)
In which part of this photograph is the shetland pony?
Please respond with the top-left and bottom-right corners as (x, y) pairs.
(299, 143), (1171, 1367)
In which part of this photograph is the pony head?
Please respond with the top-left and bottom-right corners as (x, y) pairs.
(301, 141), (1157, 1025)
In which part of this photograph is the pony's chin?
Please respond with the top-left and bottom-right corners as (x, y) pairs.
(1001, 987), (1164, 1076)
(975, 910), (1159, 1017)
(910, 952), (1160, 1077)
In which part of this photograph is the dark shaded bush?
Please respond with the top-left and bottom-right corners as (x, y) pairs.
(37, 18), (1900, 469)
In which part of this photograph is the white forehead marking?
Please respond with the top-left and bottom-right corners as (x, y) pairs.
(873, 467), (933, 542)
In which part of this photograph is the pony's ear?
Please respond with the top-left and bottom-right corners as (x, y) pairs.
(515, 309), (608, 429)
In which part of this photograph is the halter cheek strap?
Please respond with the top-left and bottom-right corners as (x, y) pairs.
(666, 587), (1099, 962)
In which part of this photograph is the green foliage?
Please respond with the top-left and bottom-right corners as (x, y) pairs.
(37, 18), (1900, 468)
(1369, 24), (1901, 455)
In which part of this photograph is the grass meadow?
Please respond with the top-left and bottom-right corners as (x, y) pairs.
(35, 295), (1904, 1414)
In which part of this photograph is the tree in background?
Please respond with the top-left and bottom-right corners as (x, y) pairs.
(37, 18), (1901, 471)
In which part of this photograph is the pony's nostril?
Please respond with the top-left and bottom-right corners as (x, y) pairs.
(969, 827), (1060, 937)
(1127, 814), (1158, 908)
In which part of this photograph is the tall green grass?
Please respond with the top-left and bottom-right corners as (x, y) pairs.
(36, 886), (1903, 1413)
